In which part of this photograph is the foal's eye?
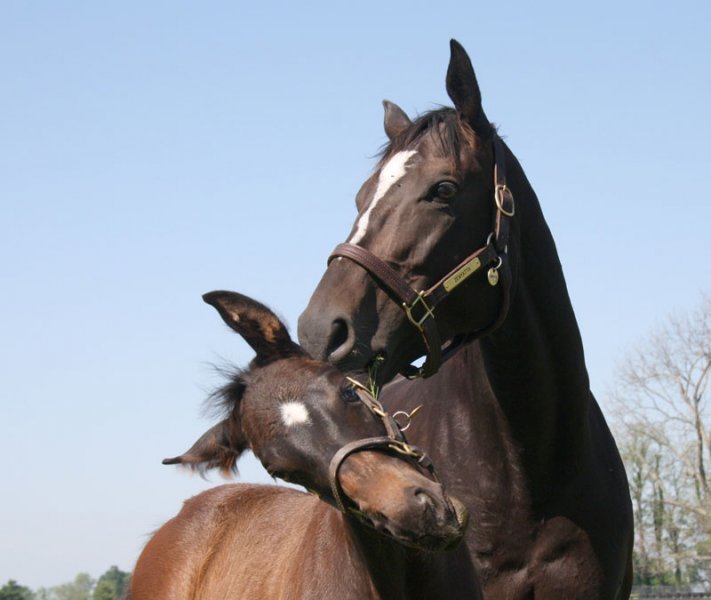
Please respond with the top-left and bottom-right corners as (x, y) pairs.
(340, 386), (360, 403)
(433, 181), (458, 200)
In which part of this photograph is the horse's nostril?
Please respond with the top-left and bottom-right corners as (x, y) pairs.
(327, 318), (353, 363)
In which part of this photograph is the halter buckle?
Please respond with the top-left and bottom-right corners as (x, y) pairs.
(403, 292), (435, 333)
(388, 439), (425, 459)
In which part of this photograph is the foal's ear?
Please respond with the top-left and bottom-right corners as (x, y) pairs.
(383, 100), (412, 140)
(445, 39), (490, 137)
(203, 291), (305, 365)
(162, 418), (248, 476)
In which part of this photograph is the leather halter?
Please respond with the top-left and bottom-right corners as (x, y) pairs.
(328, 132), (514, 378)
(328, 378), (436, 515)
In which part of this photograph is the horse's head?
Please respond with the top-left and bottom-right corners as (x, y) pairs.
(298, 40), (516, 382)
(164, 291), (467, 550)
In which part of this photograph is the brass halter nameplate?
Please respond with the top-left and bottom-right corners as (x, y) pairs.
(442, 256), (482, 292)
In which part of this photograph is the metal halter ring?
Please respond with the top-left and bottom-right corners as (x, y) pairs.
(392, 411), (413, 432)
(495, 184), (515, 217)
(487, 231), (507, 255)
(391, 405), (422, 432)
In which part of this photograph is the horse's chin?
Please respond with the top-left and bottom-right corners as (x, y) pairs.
(360, 494), (469, 552)
(376, 339), (440, 384)
(356, 347), (426, 386)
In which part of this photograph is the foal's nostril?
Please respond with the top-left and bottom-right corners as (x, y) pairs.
(326, 318), (354, 364)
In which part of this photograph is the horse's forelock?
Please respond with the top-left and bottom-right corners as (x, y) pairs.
(378, 107), (488, 168)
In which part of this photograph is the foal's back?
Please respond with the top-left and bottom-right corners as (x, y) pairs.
(131, 484), (378, 600)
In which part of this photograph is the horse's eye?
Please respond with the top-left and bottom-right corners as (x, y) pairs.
(433, 181), (458, 200)
(340, 385), (360, 403)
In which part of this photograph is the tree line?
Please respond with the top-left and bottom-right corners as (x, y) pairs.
(0, 566), (129, 600)
(610, 294), (710, 587)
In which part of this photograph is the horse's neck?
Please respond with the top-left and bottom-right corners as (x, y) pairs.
(477, 153), (593, 482)
(393, 155), (594, 503)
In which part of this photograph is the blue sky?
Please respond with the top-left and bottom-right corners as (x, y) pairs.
(1, 0), (709, 589)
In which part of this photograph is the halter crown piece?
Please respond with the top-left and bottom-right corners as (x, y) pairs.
(329, 132), (514, 378)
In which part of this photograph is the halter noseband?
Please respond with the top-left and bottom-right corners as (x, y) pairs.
(328, 132), (514, 379)
(327, 378), (436, 515)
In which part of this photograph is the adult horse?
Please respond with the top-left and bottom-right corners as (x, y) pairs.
(128, 291), (479, 599)
(298, 40), (634, 599)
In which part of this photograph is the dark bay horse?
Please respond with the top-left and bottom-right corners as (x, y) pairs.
(298, 40), (634, 599)
(129, 291), (480, 599)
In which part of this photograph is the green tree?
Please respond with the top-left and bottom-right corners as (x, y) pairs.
(92, 567), (129, 600)
(45, 574), (94, 600)
(0, 580), (34, 600)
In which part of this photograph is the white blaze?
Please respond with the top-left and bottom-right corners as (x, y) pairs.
(349, 150), (418, 244)
(280, 401), (311, 427)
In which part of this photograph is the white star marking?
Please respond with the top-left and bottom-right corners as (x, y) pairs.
(280, 401), (311, 427)
(349, 150), (418, 244)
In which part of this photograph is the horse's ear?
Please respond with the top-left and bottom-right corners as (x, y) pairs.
(445, 39), (490, 137)
(162, 418), (248, 477)
(203, 291), (305, 365)
(383, 100), (412, 140)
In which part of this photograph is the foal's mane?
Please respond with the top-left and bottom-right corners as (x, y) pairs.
(378, 107), (494, 167)
(208, 366), (248, 417)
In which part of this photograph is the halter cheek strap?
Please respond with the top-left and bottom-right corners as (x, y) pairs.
(326, 378), (437, 515)
(328, 133), (515, 378)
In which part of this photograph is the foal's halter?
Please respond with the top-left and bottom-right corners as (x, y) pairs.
(328, 377), (436, 515)
(328, 132), (514, 378)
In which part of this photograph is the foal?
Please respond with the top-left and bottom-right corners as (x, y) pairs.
(129, 291), (479, 600)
